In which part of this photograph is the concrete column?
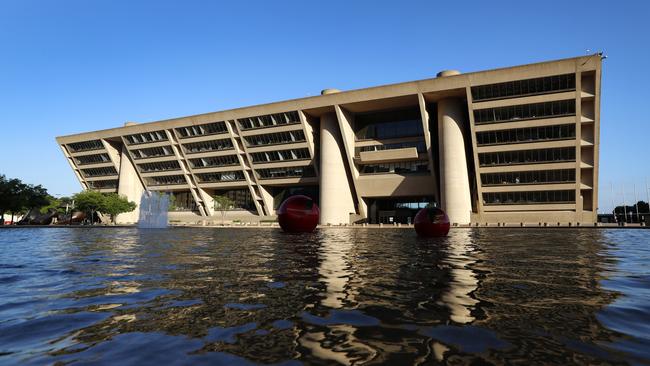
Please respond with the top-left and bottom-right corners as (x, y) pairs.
(319, 112), (355, 225)
(438, 98), (472, 224)
(116, 145), (145, 224)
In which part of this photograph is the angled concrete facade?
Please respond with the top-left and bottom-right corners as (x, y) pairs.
(56, 55), (602, 225)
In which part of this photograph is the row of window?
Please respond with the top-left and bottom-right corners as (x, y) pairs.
(359, 160), (429, 175)
(481, 169), (576, 186)
(474, 100), (575, 124)
(244, 130), (306, 147)
(137, 160), (181, 173)
(478, 147), (575, 166)
(476, 124), (575, 146)
(68, 140), (103, 152)
(483, 190), (575, 205)
(189, 155), (239, 169)
(196, 171), (245, 183)
(355, 140), (426, 156)
(131, 146), (174, 159)
(87, 180), (118, 189)
(256, 166), (316, 179)
(145, 175), (186, 186)
(81, 166), (118, 178)
(74, 153), (110, 166)
(182, 139), (234, 154)
(238, 111), (301, 130)
(472, 74), (576, 101)
(355, 108), (423, 140)
(250, 148), (310, 163)
(176, 122), (228, 138)
(213, 189), (255, 211)
(124, 130), (168, 145)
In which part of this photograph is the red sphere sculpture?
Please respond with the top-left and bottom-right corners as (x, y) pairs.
(414, 207), (450, 237)
(277, 195), (319, 233)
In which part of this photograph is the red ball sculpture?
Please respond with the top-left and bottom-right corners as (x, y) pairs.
(414, 207), (450, 237)
(277, 195), (319, 233)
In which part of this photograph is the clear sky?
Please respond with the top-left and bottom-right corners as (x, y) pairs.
(1, 0), (648, 212)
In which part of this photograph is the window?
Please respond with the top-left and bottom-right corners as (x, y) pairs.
(131, 146), (174, 159)
(189, 155), (239, 168)
(196, 171), (245, 182)
(176, 122), (228, 138)
(182, 139), (234, 154)
(67, 140), (103, 152)
(359, 160), (429, 175)
(244, 130), (306, 147)
(478, 147), (575, 166)
(483, 190), (575, 205)
(476, 124), (575, 145)
(145, 175), (186, 186)
(213, 189), (255, 211)
(87, 180), (118, 189)
(238, 111), (301, 130)
(137, 160), (181, 173)
(255, 166), (316, 179)
(81, 166), (117, 177)
(473, 100), (575, 124)
(481, 169), (576, 186)
(250, 148), (311, 163)
(472, 74), (576, 101)
(124, 130), (168, 145)
(354, 108), (423, 140)
(74, 153), (110, 165)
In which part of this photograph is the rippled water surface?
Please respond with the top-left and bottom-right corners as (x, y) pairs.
(0, 227), (649, 365)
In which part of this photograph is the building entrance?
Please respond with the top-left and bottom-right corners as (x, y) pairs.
(366, 197), (435, 224)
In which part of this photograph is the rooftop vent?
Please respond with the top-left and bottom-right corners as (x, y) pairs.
(436, 70), (461, 77)
(321, 88), (341, 95)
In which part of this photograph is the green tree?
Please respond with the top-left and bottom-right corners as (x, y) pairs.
(72, 190), (105, 224)
(101, 193), (137, 224)
(213, 194), (234, 225)
(0, 175), (52, 224)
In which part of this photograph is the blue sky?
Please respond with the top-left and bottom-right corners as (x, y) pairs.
(1, 0), (648, 212)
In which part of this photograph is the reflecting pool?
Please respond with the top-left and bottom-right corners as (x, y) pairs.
(0, 228), (648, 365)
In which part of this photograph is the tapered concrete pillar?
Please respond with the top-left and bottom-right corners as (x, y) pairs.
(116, 145), (145, 224)
(319, 112), (355, 225)
(438, 98), (472, 224)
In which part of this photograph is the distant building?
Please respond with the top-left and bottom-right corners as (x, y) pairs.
(56, 55), (602, 225)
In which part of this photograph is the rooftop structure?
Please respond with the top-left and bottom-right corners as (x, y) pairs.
(57, 54), (602, 225)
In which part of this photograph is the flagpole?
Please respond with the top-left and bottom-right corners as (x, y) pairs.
(623, 183), (627, 223)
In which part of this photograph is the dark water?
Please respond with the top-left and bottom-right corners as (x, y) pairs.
(0, 228), (649, 365)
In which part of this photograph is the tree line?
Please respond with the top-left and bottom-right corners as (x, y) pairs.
(0, 174), (136, 225)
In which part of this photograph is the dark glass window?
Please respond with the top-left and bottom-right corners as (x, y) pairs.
(472, 74), (576, 101)
(189, 155), (239, 168)
(244, 130), (306, 147)
(476, 124), (575, 145)
(182, 139), (233, 154)
(145, 175), (186, 186)
(81, 166), (117, 177)
(74, 153), (110, 165)
(354, 108), (423, 140)
(196, 171), (245, 182)
(87, 180), (118, 189)
(124, 130), (168, 145)
(213, 189), (255, 211)
(478, 147), (575, 166)
(473, 100), (575, 124)
(250, 148), (311, 163)
(67, 140), (103, 152)
(238, 111), (301, 130)
(360, 160), (429, 175)
(481, 169), (576, 186)
(137, 160), (181, 173)
(483, 190), (575, 205)
(256, 166), (316, 179)
(176, 122), (228, 138)
(131, 146), (174, 159)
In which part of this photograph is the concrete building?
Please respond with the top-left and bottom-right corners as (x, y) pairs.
(56, 54), (602, 225)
